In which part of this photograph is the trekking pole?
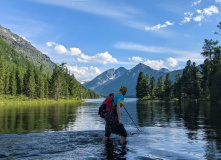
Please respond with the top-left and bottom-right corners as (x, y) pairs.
(122, 105), (140, 132)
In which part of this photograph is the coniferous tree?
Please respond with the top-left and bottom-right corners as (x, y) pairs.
(50, 65), (63, 100)
(38, 65), (45, 98)
(191, 62), (202, 99)
(157, 76), (164, 99)
(136, 72), (148, 99)
(150, 75), (157, 99)
(0, 56), (5, 95)
(9, 66), (17, 96)
(4, 68), (10, 94)
(23, 63), (35, 98)
(201, 39), (219, 60)
(173, 73), (182, 99)
(16, 66), (23, 95)
(164, 73), (172, 99)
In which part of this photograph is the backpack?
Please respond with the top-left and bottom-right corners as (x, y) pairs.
(98, 92), (122, 118)
(98, 93), (114, 118)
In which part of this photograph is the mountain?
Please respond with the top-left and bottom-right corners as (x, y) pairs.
(0, 25), (55, 73)
(83, 63), (183, 97)
(84, 67), (128, 90)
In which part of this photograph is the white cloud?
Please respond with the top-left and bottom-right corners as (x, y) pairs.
(180, 12), (193, 24)
(192, 0), (201, 6)
(54, 44), (68, 54)
(216, 0), (221, 3)
(77, 51), (118, 65)
(166, 57), (178, 67)
(181, 5), (219, 24)
(193, 15), (204, 22)
(143, 59), (166, 70)
(203, 5), (219, 16)
(67, 65), (101, 81)
(145, 21), (174, 31)
(46, 41), (57, 47)
(70, 47), (82, 56)
(143, 57), (178, 70)
(46, 41), (118, 65)
(128, 56), (143, 62)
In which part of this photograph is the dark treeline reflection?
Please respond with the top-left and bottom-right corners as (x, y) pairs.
(0, 102), (81, 134)
(137, 100), (221, 159)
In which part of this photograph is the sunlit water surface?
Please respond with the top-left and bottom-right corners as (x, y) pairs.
(0, 99), (221, 160)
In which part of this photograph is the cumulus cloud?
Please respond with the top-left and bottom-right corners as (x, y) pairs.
(145, 21), (174, 31)
(203, 5), (219, 16)
(128, 56), (143, 62)
(67, 65), (101, 81)
(142, 57), (178, 70)
(193, 15), (204, 22)
(180, 12), (193, 24)
(143, 59), (166, 70)
(46, 41), (118, 65)
(77, 51), (118, 65)
(192, 0), (201, 6)
(54, 44), (68, 54)
(166, 57), (178, 67)
(181, 5), (219, 24)
(70, 47), (82, 56)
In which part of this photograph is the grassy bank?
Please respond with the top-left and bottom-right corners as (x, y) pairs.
(0, 94), (84, 105)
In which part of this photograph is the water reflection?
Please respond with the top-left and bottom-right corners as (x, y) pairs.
(136, 100), (221, 160)
(0, 102), (82, 134)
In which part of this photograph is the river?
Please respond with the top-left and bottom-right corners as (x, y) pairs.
(0, 99), (221, 159)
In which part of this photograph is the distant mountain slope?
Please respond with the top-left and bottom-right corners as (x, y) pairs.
(0, 25), (55, 73)
(83, 63), (183, 97)
(84, 67), (128, 90)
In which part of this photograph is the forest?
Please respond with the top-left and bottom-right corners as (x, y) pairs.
(136, 22), (221, 103)
(0, 38), (99, 101)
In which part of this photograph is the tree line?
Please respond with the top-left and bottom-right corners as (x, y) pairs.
(136, 22), (221, 103)
(0, 57), (99, 100)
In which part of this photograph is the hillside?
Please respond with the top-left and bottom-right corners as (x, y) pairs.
(0, 25), (55, 73)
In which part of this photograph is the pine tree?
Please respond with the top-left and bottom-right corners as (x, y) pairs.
(23, 63), (35, 98)
(16, 66), (23, 95)
(50, 65), (62, 101)
(136, 72), (148, 99)
(157, 76), (164, 99)
(173, 73), (182, 99)
(9, 66), (17, 96)
(164, 73), (172, 99)
(0, 56), (5, 95)
(38, 65), (45, 98)
(4, 68), (10, 94)
(150, 75), (157, 99)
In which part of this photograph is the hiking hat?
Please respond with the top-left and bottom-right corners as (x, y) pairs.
(120, 86), (127, 95)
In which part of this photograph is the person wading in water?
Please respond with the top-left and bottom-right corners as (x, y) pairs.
(102, 86), (127, 144)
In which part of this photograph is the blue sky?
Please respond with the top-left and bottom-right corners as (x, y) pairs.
(1, 0), (221, 81)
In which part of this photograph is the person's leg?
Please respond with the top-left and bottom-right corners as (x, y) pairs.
(119, 124), (127, 144)
(102, 125), (111, 142)
(102, 136), (109, 142)
(120, 136), (126, 144)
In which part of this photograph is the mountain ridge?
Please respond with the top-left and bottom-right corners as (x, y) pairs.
(83, 63), (183, 97)
(0, 25), (55, 73)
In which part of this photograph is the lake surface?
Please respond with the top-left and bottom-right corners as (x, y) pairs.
(0, 99), (221, 160)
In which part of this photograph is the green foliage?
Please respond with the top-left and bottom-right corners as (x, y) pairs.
(156, 76), (164, 99)
(136, 72), (149, 99)
(9, 66), (17, 95)
(150, 76), (157, 99)
(0, 38), (99, 101)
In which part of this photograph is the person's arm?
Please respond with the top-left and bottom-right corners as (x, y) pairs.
(116, 102), (122, 124)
